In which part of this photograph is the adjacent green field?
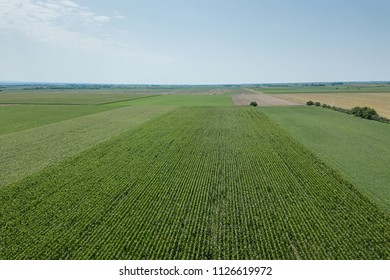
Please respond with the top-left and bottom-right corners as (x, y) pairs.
(0, 105), (115, 135)
(107, 94), (233, 107)
(0, 105), (175, 188)
(0, 91), (156, 105)
(261, 106), (390, 211)
(1, 107), (388, 259)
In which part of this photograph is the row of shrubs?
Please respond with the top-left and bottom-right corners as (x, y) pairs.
(306, 101), (390, 124)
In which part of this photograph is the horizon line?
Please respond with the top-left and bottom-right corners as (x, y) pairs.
(1, 80), (390, 86)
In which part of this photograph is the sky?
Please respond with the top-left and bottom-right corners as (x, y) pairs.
(0, 0), (389, 84)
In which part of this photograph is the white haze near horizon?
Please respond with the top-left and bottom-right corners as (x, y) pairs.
(0, 0), (389, 84)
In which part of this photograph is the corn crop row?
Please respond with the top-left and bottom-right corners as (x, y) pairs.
(0, 107), (389, 259)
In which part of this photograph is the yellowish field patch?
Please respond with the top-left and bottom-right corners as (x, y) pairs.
(278, 93), (390, 118)
(0, 105), (175, 187)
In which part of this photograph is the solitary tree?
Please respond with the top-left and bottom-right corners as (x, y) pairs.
(306, 100), (314, 105)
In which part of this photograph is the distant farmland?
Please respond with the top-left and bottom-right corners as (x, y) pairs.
(0, 85), (389, 260)
(0, 90), (158, 105)
(247, 84), (390, 117)
(273, 93), (390, 118)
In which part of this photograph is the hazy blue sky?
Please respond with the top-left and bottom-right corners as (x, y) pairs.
(0, 0), (389, 84)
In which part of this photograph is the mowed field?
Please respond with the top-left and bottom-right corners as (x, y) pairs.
(248, 84), (390, 117)
(276, 93), (390, 118)
(0, 87), (389, 260)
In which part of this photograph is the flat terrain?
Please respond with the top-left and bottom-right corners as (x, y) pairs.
(0, 105), (113, 135)
(276, 93), (390, 118)
(261, 106), (390, 211)
(0, 107), (389, 259)
(0, 84), (389, 260)
(249, 84), (390, 94)
(107, 94), (233, 107)
(0, 91), (157, 105)
(160, 87), (245, 95)
(0, 106), (175, 187)
(232, 92), (301, 106)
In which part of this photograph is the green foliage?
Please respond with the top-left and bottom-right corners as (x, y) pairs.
(350, 106), (378, 120)
(249, 101), (258, 107)
(306, 100), (314, 105)
(0, 107), (389, 259)
(0, 106), (175, 187)
(329, 106), (351, 114)
(371, 115), (390, 123)
(305, 102), (389, 123)
(317, 103), (390, 123)
(107, 94), (233, 107)
(261, 106), (390, 211)
(0, 105), (113, 135)
(0, 91), (156, 105)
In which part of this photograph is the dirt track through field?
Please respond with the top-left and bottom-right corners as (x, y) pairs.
(232, 89), (302, 106)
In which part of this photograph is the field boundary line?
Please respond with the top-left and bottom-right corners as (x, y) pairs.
(98, 94), (161, 105)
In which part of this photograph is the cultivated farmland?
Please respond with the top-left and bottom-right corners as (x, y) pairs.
(0, 106), (389, 259)
(274, 93), (390, 118)
(0, 90), (157, 105)
(0, 85), (389, 260)
(0, 104), (114, 135)
(247, 84), (390, 117)
(232, 92), (301, 106)
(261, 106), (390, 211)
(0, 105), (175, 187)
(106, 93), (233, 107)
